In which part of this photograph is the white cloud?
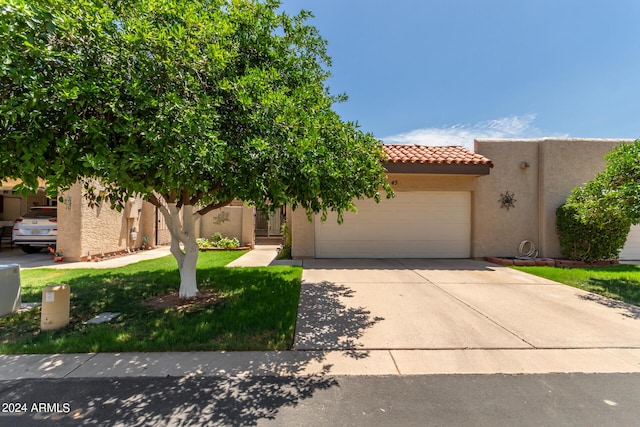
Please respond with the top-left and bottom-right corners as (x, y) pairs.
(382, 114), (567, 150)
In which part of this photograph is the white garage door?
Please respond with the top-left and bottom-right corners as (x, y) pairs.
(620, 224), (640, 260)
(315, 191), (471, 258)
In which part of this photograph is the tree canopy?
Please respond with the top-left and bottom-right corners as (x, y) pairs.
(0, 0), (392, 296)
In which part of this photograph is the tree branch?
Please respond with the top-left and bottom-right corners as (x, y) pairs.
(189, 190), (204, 205)
(147, 193), (161, 208)
(180, 189), (190, 206)
(165, 190), (177, 204)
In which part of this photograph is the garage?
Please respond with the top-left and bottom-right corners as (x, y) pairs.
(315, 191), (471, 258)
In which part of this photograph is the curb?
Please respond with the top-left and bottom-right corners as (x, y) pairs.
(486, 256), (619, 268)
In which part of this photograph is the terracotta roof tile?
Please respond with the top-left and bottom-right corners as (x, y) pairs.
(383, 144), (493, 167)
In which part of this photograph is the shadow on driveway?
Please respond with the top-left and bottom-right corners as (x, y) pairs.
(293, 281), (384, 353)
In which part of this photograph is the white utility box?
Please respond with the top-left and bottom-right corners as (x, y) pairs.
(0, 264), (21, 316)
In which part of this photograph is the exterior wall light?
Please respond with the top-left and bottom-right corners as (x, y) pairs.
(64, 196), (72, 210)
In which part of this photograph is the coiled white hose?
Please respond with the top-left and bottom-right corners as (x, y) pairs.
(518, 240), (538, 259)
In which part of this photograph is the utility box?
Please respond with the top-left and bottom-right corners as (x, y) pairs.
(126, 199), (139, 219)
(41, 284), (70, 331)
(0, 264), (21, 317)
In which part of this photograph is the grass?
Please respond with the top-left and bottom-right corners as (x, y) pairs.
(0, 251), (302, 354)
(513, 264), (640, 306)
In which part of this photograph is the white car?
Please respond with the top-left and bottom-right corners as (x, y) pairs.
(12, 206), (58, 253)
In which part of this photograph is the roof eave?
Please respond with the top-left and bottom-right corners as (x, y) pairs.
(384, 162), (492, 175)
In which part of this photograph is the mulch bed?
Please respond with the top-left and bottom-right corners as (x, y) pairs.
(145, 290), (219, 311)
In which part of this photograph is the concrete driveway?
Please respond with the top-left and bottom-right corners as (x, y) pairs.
(294, 259), (640, 352)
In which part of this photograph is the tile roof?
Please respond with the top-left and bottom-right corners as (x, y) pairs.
(383, 144), (493, 167)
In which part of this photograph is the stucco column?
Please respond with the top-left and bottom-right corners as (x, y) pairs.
(241, 205), (255, 247)
(290, 207), (314, 258)
(56, 183), (84, 261)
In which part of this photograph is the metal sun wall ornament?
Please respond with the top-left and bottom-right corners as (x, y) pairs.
(499, 191), (517, 211)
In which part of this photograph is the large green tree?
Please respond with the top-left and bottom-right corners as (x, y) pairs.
(0, 0), (391, 297)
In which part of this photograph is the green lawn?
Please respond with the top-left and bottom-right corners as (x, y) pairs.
(0, 251), (302, 354)
(513, 264), (640, 306)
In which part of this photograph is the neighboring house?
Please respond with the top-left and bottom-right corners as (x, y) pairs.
(0, 179), (51, 222)
(289, 138), (640, 260)
(56, 185), (255, 262)
(0, 179), (54, 250)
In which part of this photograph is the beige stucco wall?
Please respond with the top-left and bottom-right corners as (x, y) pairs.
(138, 202), (157, 246)
(290, 206), (315, 258)
(198, 201), (255, 246)
(474, 138), (632, 258)
(57, 183), (153, 261)
(387, 173), (476, 192)
(80, 197), (131, 258)
(56, 184), (83, 260)
(0, 196), (24, 222)
(473, 140), (540, 257)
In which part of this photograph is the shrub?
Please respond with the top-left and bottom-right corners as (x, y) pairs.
(276, 223), (292, 260)
(555, 142), (640, 263)
(557, 200), (631, 263)
(196, 238), (214, 248)
(215, 237), (240, 249)
(196, 234), (240, 249)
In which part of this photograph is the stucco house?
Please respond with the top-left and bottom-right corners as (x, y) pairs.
(289, 138), (640, 260)
(55, 186), (256, 261)
(4, 138), (638, 262)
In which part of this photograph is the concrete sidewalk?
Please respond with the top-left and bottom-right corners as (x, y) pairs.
(2, 244), (298, 269)
(2, 348), (640, 380)
(226, 245), (302, 267)
(0, 246), (174, 269)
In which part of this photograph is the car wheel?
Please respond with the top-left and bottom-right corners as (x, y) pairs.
(20, 245), (44, 254)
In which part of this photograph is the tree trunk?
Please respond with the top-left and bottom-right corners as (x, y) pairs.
(178, 236), (199, 298)
(161, 202), (201, 298)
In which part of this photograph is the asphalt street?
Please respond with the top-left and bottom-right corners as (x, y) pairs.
(2, 373), (640, 426)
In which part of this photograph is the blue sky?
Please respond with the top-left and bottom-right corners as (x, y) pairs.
(279, 0), (640, 149)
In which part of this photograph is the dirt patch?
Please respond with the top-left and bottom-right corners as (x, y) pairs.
(145, 290), (219, 311)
